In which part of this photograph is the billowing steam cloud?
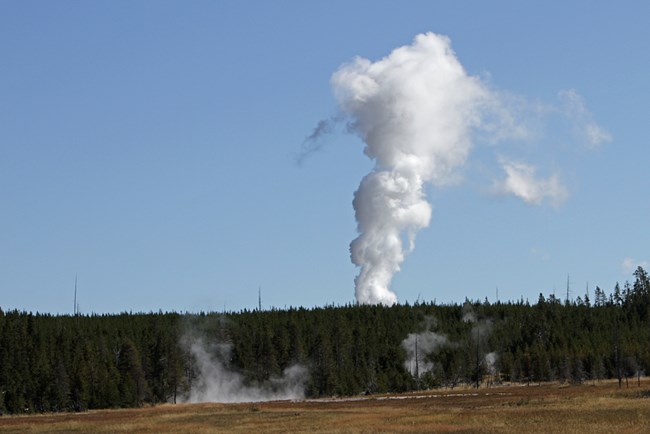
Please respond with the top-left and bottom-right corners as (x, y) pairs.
(309, 32), (611, 305)
(332, 33), (490, 305)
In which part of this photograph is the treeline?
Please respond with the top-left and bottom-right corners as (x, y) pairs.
(0, 266), (649, 414)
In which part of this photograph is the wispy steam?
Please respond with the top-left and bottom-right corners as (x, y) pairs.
(463, 303), (497, 385)
(181, 336), (307, 403)
(622, 257), (650, 274)
(402, 331), (448, 376)
(401, 310), (498, 386)
(296, 115), (342, 165)
(484, 352), (499, 376)
(558, 89), (612, 149)
(492, 158), (568, 207)
(462, 302), (493, 337)
(402, 316), (448, 377)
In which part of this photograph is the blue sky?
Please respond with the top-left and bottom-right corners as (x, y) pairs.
(1, 1), (648, 314)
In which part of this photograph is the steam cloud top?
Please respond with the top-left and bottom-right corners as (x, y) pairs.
(332, 33), (489, 305)
(324, 32), (610, 305)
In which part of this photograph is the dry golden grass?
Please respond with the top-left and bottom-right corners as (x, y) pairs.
(2, 380), (649, 433)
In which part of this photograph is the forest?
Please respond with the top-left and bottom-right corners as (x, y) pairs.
(0, 266), (649, 414)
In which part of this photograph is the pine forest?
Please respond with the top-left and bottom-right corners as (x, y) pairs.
(1, 267), (649, 414)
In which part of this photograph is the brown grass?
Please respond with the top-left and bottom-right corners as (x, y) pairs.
(1, 380), (649, 433)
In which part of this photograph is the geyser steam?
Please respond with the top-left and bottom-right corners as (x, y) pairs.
(332, 33), (489, 305)
(320, 32), (610, 304)
(182, 336), (307, 403)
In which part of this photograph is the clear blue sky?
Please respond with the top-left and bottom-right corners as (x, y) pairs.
(1, 0), (648, 314)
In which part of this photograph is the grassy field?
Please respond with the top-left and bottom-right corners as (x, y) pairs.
(1, 380), (649, 433)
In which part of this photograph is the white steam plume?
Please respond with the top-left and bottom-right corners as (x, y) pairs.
(322, 33), (610, 305)
(332, 33), (490, 305)
(181, 337), (307, 403)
